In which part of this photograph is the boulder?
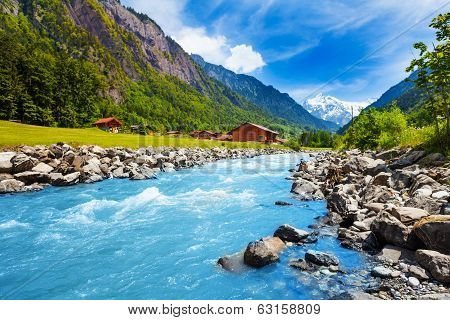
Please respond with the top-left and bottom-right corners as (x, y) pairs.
(372, 172), (392, 187)
(371, 266), (392, 278)
(410, 174), (441, 195)
(409, 265), (429, 281)
(289, 258), (314, 271)
(305, 250), (339, 266)
(14, 171), (51, 184)
(50, 172), (80, 186)
(391, 170), (413, 190)
(414, 215), (450, 254)
(291, 178), (324, 200)
(418, 153), (446, 166)
(0, 179), (25, 193)
(376, 245), (415, 263)
(243, 237), (285, 268)
(363, 203), (386, 213)
(273, 224), (309, 243)
(12, 154), (35, 173)
(32, 162), (54, 174)
(371, 212), (421, 250)
(405, 195), (442, 215)
(391, 207), (429, 225)
(389, 150), (426, 169)
(338, 229), (379, 252)
(416, 250), (450, 284)
(432, 190), (449, 200)
(217, 251), (247, 273)
(342, 156), (380, 174)
(0, 152), (15, 173)
(361, 185), (397, 204)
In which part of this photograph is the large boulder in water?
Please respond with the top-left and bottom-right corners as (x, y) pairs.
(273, 224), (309, 243)
(243, 237), (285, 268)
(0, 179), (25, 193)
(290, 178), (324, 200)
(416, 250), (450, 284)
(414, 216), (450, 254)
(305, 250), (339, 266)
(217, 251), (248, 273)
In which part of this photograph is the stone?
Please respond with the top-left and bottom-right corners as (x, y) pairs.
(50, 172), (80, 186)
(305, 250), (339, 266)
(331, 291), (380, 300)
(372, 266), (392, 278)
(441, 204), (450, 215)
(419, 293), (450, 300)
(418, 153), (446, 166)
(391, 207), (429, 225)
(217, 252), (247, 273)
(85, 174), (103, 184)
(273, 224), (309, 243)
(11, 154), (35, 173)
(405, 195), (442, 215)
(432, 191), (449, 200)
(32, 162), (54, 174)
(391, 270), (402, 278)
(391, 170), (413, 190)
(408, 277), (420, 287)
(363, 203), (386, 213)
(414, 215), (450, 254)
(275, 201), (293, 206)
(0, 152), (15, 173)
(353, 221), (370, 231)
(409, 265), (429, 281)
(289, 259), (314, 271)
(14, 171), (51, 184)
(338, 229), (379, 252)
(291, 178), (324, 200)
(416, 250), (450, 284)
(371, 212), (421, 250)
(112, 167), (129, 179)
(376, 245), (415, 263)
(0, 179), (25, 193)
(410, 174), (441, 195)
(90, 145), (106, 156)
(130, 173), (146, 180)
(414, 188), (433, 197)
(243, 237), (285, 268)
(389, 150), (426, 169)
(372, 172), (392, 187)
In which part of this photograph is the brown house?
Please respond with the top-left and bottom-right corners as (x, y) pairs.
(93, 117), (122, 133)
(228, 122), (279, 143)
(190, 130), (221, 140)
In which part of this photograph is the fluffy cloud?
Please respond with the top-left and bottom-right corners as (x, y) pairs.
(224, 45), (266, 74)
(122, 0), (266, 74)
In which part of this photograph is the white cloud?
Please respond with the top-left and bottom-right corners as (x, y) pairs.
(224, 45), (266, 74)
(122, 0), (266, 74)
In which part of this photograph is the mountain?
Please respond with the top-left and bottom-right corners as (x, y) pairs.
(191, 54), (338, 131)
(302, 93), (375, 127)
(369, 70), (424, 112)
(0, 0), (299, 134)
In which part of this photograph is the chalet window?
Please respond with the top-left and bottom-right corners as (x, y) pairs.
(258, 135), (265, 141)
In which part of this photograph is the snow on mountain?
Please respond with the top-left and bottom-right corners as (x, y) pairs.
(302, 93), (376, 127)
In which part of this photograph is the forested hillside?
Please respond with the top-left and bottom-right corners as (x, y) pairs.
(0, 0), (303, 135)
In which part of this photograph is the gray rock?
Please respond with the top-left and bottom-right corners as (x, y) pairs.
(391, 207), (429, 225)
(389, 150), (426, 169)
(405, 195), (442, 215)
(12, 154), (36, 173)
(414, 215), (450, 254)
(85, 174), (103, 184)
(243, 237), (285, 268)
(441, 204), (450, 215)
(410, 174), (441, 195)
(408, 276), (420, 287)
(372, 266), (392, 278)
(0, 152), (15, 173)
(273, 224), (309, 243)
(305, 250), (339, 266)
(218, 251), (248, 273)
(419, 293), (450, 300)
(275, 201), (293, 206)
(376, 245), (415, 263)
(416, 250), (450, 284)
(291, 178), (324, 200)
(372, 172), (392, 187)
(14, 171), (51, 184)
(432, 190), (449, 200)
(50, 172), (80, 186)
(0, 179), (25, 193)
(331, 291), (380, 300)
(32, 162), (54, 174)
(409, 265), (429, 281)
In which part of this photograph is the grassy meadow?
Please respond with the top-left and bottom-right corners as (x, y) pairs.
(0, 121), (288, 150)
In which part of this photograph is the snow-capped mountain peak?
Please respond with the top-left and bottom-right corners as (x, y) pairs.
(302, 93), (375, 127)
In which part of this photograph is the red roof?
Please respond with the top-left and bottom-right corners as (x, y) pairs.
(93, 117), (122, 125)
(229, 122), (279, 135)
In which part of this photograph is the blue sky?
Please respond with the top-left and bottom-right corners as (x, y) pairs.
(121, 0), (449, 102)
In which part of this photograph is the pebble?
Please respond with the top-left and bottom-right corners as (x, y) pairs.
(408, 277), (420, 287)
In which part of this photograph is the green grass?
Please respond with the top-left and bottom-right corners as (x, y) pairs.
(0, 121), (288, 150)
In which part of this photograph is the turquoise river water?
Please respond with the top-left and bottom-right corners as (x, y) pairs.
(0, 154), (369, 299)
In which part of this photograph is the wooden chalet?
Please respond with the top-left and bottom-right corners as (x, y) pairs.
(228, 122), (279, 143)
(166, 130), (181, 136)
(92, 117), (122, 134)
(190, 130), (221, 140)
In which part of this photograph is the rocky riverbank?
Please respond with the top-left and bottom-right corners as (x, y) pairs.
(218, 148), (449, 300)
(0, 143), (291, 194)
(290, 149), (450, 299)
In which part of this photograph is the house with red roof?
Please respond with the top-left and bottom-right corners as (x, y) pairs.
(92, 117), (122, 134)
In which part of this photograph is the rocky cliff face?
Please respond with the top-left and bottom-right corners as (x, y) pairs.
(65, 0), (205, 89)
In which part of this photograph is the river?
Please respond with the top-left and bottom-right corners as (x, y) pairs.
(0, 153), (369, 299)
